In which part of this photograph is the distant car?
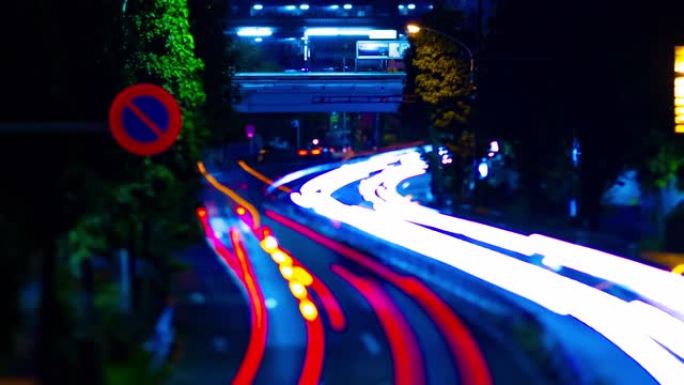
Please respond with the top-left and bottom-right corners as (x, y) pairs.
(296, 145), (338, 160)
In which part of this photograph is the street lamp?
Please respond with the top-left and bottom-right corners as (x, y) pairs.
(406, 23), (421, 34)
(406, 23), (475, 86)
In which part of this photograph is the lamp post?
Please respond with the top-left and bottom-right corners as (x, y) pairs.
(406, 23), (475, 87)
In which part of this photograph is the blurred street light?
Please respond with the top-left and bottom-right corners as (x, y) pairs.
(406, 23), (421, 34)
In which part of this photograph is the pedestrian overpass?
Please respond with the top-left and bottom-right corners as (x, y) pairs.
(233, 72), (406, 113)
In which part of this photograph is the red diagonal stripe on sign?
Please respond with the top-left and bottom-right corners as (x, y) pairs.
(125, 101), (165, 137)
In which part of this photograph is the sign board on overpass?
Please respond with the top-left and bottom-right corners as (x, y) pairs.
(233, 72), (406, 113)
(356, 40), (410, 59)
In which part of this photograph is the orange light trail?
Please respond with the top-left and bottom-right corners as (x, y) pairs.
(255, 225), (347, 332)
(237, 160), (293, 193)
(259, 239), (347, 332)
(197, 161), (261, 228)
(253, 229), (331, 385)
(198, 162), (348, 383)
(199, 163), (345, 330)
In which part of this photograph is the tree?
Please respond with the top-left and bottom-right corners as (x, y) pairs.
(4, 0), (220, 382)
(124, 0), (208, 163)
(411, 38), (472, 129)
(408, 9), (474, 133)
(472, 0), (684, 233)
(473, 0), (565, 219)
(404, 7), (476, 208)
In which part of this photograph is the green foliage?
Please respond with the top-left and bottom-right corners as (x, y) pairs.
(446, 130), (476, 159)
(403, 8), (477, 208)
(68, 159), (198, 260)
(648, 143), (684, 189)
(4, 0), (219, 380)
(407, 7), (474, 132)
(67, 215), (108, 274)
(55, 1), (209, 291)
(412, 32), (473, 129)
(125, 0), (208, 161)
(115, 0), (209, 262)
(106, 348), (171, 385)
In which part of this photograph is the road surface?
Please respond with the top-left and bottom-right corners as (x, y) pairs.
(193, 147), (684, 385)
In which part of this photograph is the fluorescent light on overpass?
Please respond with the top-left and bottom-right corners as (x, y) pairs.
(252, 3), (263, 10)
(408, 3), (416, 9)
(304, 27), (397, 40)
(237, 27), (273, 37)
(285, 5), (296, 10)
(343, 4), (353, 10)
(329, 4), (340, 10)
(300, 3), (310, 10)
(369, 30), (398, 39)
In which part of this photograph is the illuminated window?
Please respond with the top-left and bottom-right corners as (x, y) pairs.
(675, 46), (684, 133)
(676, 46), (684, 73)
(237, 27), (273, 37)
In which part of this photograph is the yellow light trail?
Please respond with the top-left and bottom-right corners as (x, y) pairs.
(197, 161), (261, 228)
(237, 160), (293, 193)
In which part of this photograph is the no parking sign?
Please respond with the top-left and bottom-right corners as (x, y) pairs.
(109, 84), (182, 156)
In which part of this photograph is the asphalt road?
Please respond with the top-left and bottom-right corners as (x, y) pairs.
(259, 213), (556, 385)
(189, 153), (679, 385)
(195, 160), (555, 385)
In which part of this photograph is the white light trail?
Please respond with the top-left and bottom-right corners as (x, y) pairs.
(286, 150), (684, 384)
(359, 149), (684, 318)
